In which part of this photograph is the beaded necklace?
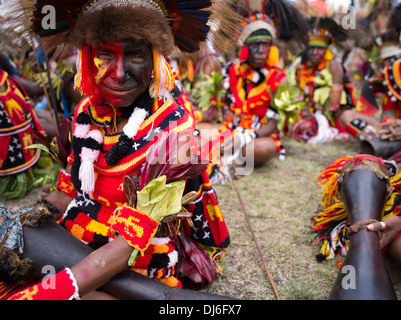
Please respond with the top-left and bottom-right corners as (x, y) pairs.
(75, 91), (154, 193)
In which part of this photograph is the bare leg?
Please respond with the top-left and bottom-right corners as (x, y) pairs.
(339, 109), (381, 139)
(81, 291), (118, 300)
(386, 237), (401, 284)
(253, 137), (277, 166)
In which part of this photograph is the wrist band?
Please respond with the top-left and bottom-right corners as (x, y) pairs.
(382, 117), (395, 123)
(111, 205), (159, 255)
(57, 169), (78, 198)
(9, 268), (80, 300)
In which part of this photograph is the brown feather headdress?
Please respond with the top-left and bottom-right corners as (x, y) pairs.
(2, 0), (218, 98)
(210, 0), (309, 57)
(3, 0), (214, 55)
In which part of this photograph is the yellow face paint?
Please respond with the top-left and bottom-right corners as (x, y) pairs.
(93, 57), (108, 84)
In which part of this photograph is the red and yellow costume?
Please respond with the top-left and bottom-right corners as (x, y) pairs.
(311, 155), (401, 268)
(292, 18), (359, 141)
(214, 59), (286, 160)
(223, 61), (286, 132)
(59, 96), (228, 286)
(382, 55), (401, 120)
(0, 0), (230, 300)
(0, 70), (45, 176)
(296, 56), (356, 115)
(0, 92), (230, 299)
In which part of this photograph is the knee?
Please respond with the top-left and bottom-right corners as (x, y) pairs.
(253, 138), (277, 166)
(338, 109), (354, 124)
(388, 237), (401, 266)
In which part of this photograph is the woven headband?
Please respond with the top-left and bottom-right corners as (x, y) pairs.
(82, 0), (163, 16)
(238, 20), (277, 46)
(244, 35), (273, 44)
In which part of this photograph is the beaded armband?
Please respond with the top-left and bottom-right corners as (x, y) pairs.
(111, 205), (159, 255)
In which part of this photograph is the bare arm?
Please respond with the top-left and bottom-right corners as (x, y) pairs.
(70, 235), (133, 297)
(328, 59), (345, 112)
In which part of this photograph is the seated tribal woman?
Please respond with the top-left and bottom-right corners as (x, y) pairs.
(204, 0), (307, 183)
(0, 55), (48, 199)
(220, 27), (287, 167)
(292, 17), (380, 143)
(0, 0), (230, 300)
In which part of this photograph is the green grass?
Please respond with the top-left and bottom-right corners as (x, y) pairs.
(202, 137), (401, 300)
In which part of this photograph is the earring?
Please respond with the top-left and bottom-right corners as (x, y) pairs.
(267, 46), (279, 66)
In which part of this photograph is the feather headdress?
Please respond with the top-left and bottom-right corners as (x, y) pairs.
(376, 2), (401, 59)
(5, 0), (214, 54)
(308, 16), (348, 48)
(210, 0), (309, 56)
(3, 0), (217, 98)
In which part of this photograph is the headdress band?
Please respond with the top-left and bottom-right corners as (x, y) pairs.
(238, 20), (277, 46)
(82, 0), (163, 16)
(244, 35), (273, 44)
(380, 43), (401, 59)
(308, 29), (332, 48)
(308, 35), (330, 48)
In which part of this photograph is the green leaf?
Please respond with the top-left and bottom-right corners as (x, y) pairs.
(136, 175), (185, 221)
(25, 143), (51, 153)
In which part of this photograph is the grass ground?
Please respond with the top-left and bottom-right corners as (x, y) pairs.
(202, 137), (401, 300)
(3, 136), (401, 300)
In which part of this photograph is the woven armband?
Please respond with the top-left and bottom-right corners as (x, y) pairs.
(9, 268), (80, 300)
(56, 169), (78, 198)
(111, 205), (160, 255)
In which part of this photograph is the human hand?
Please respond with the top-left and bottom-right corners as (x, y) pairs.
(380, 120), (401, 141)
(44, 189), (73, 220)
(221, 129), (256, 161)
(300, 107), (315, 120)
(41, 183), (53, 199)
(367, 215), (401, 249)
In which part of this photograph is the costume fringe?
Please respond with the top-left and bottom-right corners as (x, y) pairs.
(74, 45), (97, 97)
(311, 155), (396, 268)
(78, 130), (103, 194)
(149, 47), (175, 99)
(209, 0), (243, 56)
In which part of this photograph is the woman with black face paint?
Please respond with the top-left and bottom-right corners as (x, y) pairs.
(0, 0), (232, 300)
(220, 28), (287, 167)
(211, 0), (308, 177)
(292, 17), (380, 143)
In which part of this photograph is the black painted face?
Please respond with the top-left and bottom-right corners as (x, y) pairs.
(307, 46), (327, 67)
(91, 38), (153, 107)
(247, 39), (272, 69)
